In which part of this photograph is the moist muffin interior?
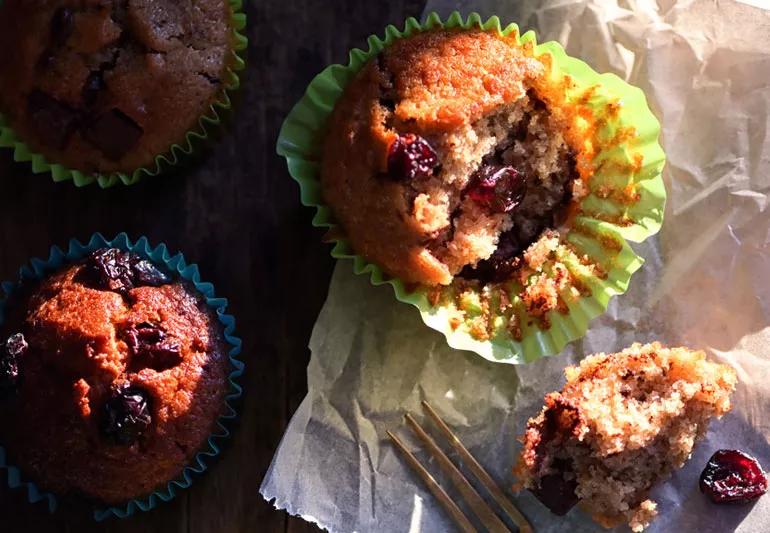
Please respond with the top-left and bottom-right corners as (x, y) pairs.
(413, 92), (578, 284)
(514, 343), (737, 532)
(0, 0), (232, 173)
(321, 29), (584, 293)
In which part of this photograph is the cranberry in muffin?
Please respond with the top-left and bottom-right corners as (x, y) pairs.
(514, 343), (737, 531)
(321, 29), (583, 289)
(0, 249), (231, 504)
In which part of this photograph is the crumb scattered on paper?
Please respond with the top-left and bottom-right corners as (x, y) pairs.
(261, 1), (770, 531)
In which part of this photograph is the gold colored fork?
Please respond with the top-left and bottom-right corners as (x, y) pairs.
(387, 401), (533, 533)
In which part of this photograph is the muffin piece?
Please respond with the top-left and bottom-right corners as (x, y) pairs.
(0, 249), (230, 504)
(321, 29), (582, 288)
(514, 342), (737, 531)
(0, 0), (233, 173)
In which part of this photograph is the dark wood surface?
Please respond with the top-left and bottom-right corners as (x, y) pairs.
(0, 1), (425, 531)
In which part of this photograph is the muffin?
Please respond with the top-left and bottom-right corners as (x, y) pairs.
(322, 29), (582, 289)
(320, 27), (605, 343)
(0, 248), (231, 504)
(283, 14), (666, 362)
(0, 0), (235, 174)
(514, 342), (737, 531)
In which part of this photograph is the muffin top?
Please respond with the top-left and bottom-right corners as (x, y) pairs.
(321, 29), (582, 287)
(0, 249), (230, 504)
(515, 342), (736, 531)
(0, 0), (233, 173)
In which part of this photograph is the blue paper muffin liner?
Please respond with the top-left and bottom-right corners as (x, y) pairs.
(0, 233), (244, 520)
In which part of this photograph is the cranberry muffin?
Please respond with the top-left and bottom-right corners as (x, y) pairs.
(514, 343), (737, 531)
(0, 249), (231, 504)
(0, 0), (234, 173)
(321, 29), (584, 289)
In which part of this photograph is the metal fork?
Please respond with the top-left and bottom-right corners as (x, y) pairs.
(387, 401), (533, 533)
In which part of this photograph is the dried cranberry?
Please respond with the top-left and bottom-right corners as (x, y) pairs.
(0, 333), (27, 398)
(466, 164), (527, 213)
(84, 248), (135, 293)
(101, 385), (152, 445)
(700, 450), (768, 504)
(459, 229), (523, 284)
(530, 459), (579, 515)
(386, 134), (439, 181)
(82, 249), (172, 294)
(124, 323), (182, 371)
(131, 259), (171, 287)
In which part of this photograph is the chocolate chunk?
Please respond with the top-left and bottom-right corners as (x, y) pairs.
(82, 71), (106, 107)
(27, 90), (80, 149)
(51, 7), (74, 47)
(82, 109), (143, 160)
(530, 459), (579, 515)
(198, 72), (221, 85)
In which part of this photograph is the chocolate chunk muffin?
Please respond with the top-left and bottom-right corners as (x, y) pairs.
(0, 249), (231, 504)
(514, 343), (737, 531)
(0, 0), (235, 173)
(321, 29), (584, 288)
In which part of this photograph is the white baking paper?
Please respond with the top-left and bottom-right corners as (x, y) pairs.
(261, 1), (770, 531)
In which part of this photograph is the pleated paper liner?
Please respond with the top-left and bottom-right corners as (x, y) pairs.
(0, 233), (244, 520)
(277, 11), (666, 364)
(0, 0), (248, 188)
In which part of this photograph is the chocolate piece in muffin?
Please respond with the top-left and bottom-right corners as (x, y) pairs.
(0, 249), (231, 504)
(514, 343), (737, 531)
(321, 29), (584, 289)
(0, 0), (234, 173)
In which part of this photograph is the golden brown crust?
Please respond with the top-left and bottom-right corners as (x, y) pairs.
(384, 30), (542, 132)
(321, 29), (548, 286)
(0, 260), (230, 504)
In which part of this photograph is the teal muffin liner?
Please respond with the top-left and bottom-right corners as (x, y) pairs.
(0, 233), (244, 520)
(0, 0), (248, 188)
(278, 11), (666, 364)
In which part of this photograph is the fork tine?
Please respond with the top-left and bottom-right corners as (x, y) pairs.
(404, 414), (512, 533)
(421, 401), (533, 533)
(387, 431), (478, 533)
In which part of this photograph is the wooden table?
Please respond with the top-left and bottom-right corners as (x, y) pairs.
(0, 1), (425, 531)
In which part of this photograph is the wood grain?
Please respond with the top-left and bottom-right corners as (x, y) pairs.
(0, 1), (426, 531)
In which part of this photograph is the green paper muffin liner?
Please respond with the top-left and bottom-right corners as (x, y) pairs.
(278, 12), (666, 364)
(0, 0), (248, 188)
(0, 233), (244, 520)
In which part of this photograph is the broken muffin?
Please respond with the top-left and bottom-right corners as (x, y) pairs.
(0, 0), (238, 174)
(287, 17), (666, 358)
(322, 28), (581, 289)
(514, 342), (737, 531)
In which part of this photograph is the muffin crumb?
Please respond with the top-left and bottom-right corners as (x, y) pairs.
(514, 342), (737, 530)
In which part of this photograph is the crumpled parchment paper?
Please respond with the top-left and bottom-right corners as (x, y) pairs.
(261, 1), (770, 531)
